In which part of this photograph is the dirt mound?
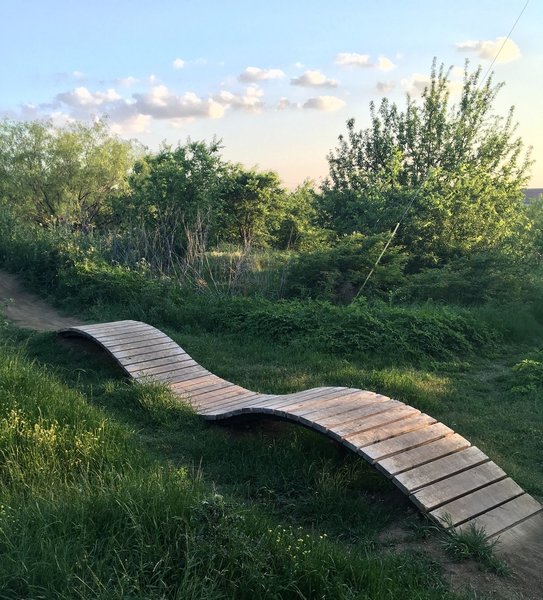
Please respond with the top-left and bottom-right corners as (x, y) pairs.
(0, 270), (83, 331)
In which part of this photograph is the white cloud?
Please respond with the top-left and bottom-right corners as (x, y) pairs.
(376, 81), (395, 94)
(291, 70), (338, 88)
(238, 66), (285, 82)
(302, 95), (345, 111)
(172, 58), (185, 69)
(132, 85), (225, 121)
(456, 37), (521, 63)
(72, 71), (85, 79)
(277, 97), (300, 110)
(148, 74), (158, 84)
(56, 87), (121, 107)
(334, 52), (371, 67)
(117, 76), (139, 87)
(213, 85), (264, 112)
(377, 56), (396, 71)
(110, 113), (152, 135)
(294, 62), (304, 69)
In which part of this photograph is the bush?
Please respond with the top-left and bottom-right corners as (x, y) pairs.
(285, 233), (407, 303)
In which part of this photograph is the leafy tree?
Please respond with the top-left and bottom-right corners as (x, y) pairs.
(320, 60), (532, 266)
(274, 181), (328, 250)
(0, 119), (135, 229)
(218, 166), (287, 248)
(126, 139), (226, 253)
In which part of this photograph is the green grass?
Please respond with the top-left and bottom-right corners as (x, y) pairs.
(1, 310), (541, 598)
(0, 326), (466, 599)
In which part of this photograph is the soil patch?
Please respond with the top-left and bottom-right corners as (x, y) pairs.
(0, 270), (83, 331)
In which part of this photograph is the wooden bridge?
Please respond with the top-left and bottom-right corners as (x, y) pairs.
(60, 319), (543, 557)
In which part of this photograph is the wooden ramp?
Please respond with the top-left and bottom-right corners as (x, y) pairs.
(60, 319), (543, 549)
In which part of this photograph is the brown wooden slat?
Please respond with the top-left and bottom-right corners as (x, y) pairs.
(456, 494), (542, 538)
(255, 387), (349, 411)
(312, 397), (397, 428)
(91, 328), (165, 343)
(376, 433), (470, 476)
(362, 422), (454, 464)
(157, 367), (211, 385)
(289, 390), (381, 418)
(92, 332), (167, 347)
(429, 477), (525, 527)
(273, 391), (368, 418)
(105, 335), (172, 353)
(78, 322), (147, 335)
(119, 347), (190, 366)
(124, 354), (194, 373)
(334, 405), (420, 438)
(132, 358), (199, 378)
(393, 446), (490, 494)
(411, 462), (507, 512)
(185, 381), (236, 397)
(112, 341), (181, 361)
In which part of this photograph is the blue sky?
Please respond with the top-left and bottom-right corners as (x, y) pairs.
(2, 0), (542, 187)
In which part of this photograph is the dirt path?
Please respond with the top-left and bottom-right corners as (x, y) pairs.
(0, 270), (83, 331)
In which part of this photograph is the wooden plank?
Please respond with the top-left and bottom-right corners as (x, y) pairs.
(169, 374), (218, 393)
(196, 391), (260, 409)
(456, 494), (542, 538)
(311, 397), (395, 427)
(135, 363), (201, 381)
(289, 390), (381, 418)
(131, 358), (198, 378)
(411, 462), (507, 512)
(105, 335), (172, 353)
(154, 365), (210, 384)
(200, 396), (277, 418)
(361, 422), (454, 464)
(77, 320), (138, 331)
(185, 381), (236, 397)
(393, 446), (490, 494)
(93, 332), (167, 347)
(376, 433), (470, 476)
(274, 391), (369, 418)
(429, 477), (525, 527)
(118, 346), (189, 367)
(91, 328), (165, 344)
(255, 387), (350, 411)
(112, 341), (181, 361)
(193, 385), (249, 403)
(79, 322), (147, 335)
(124, 354), (193, 373)
(170, 374), (223, 389)
(340, 405), (421, 440)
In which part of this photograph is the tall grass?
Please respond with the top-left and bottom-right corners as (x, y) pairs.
(0, 337), (466, 599)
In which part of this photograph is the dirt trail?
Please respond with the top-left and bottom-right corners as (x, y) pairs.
(0, 270), (83, 331)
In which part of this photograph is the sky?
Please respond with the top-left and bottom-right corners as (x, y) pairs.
(1, 0), (542, 189)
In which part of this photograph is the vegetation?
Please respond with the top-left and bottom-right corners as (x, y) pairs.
(0, 58), (542, 598)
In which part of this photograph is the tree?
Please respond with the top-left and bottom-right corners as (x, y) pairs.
(320, 60), (532, 266)
(126, 139), (226, 254)
(0, 119), (135, 229)
(218, 165), (287, 248)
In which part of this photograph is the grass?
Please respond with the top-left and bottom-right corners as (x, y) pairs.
(0, 326), (464, 599)
(1, 308), (541, 598)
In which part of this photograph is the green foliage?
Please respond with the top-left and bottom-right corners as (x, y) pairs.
(440, 517), (509, 575)
(321, 60), (532, 265)
(218, 165), (287, 247)
(508, 351), (543, 396)
(0, 119), (135, 229)
(274, 181), (328, 250)
(125, 139), (226, 252)
(285, 232), (407, 302)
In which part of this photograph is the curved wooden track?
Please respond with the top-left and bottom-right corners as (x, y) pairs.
(60, 319), (543, 547)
